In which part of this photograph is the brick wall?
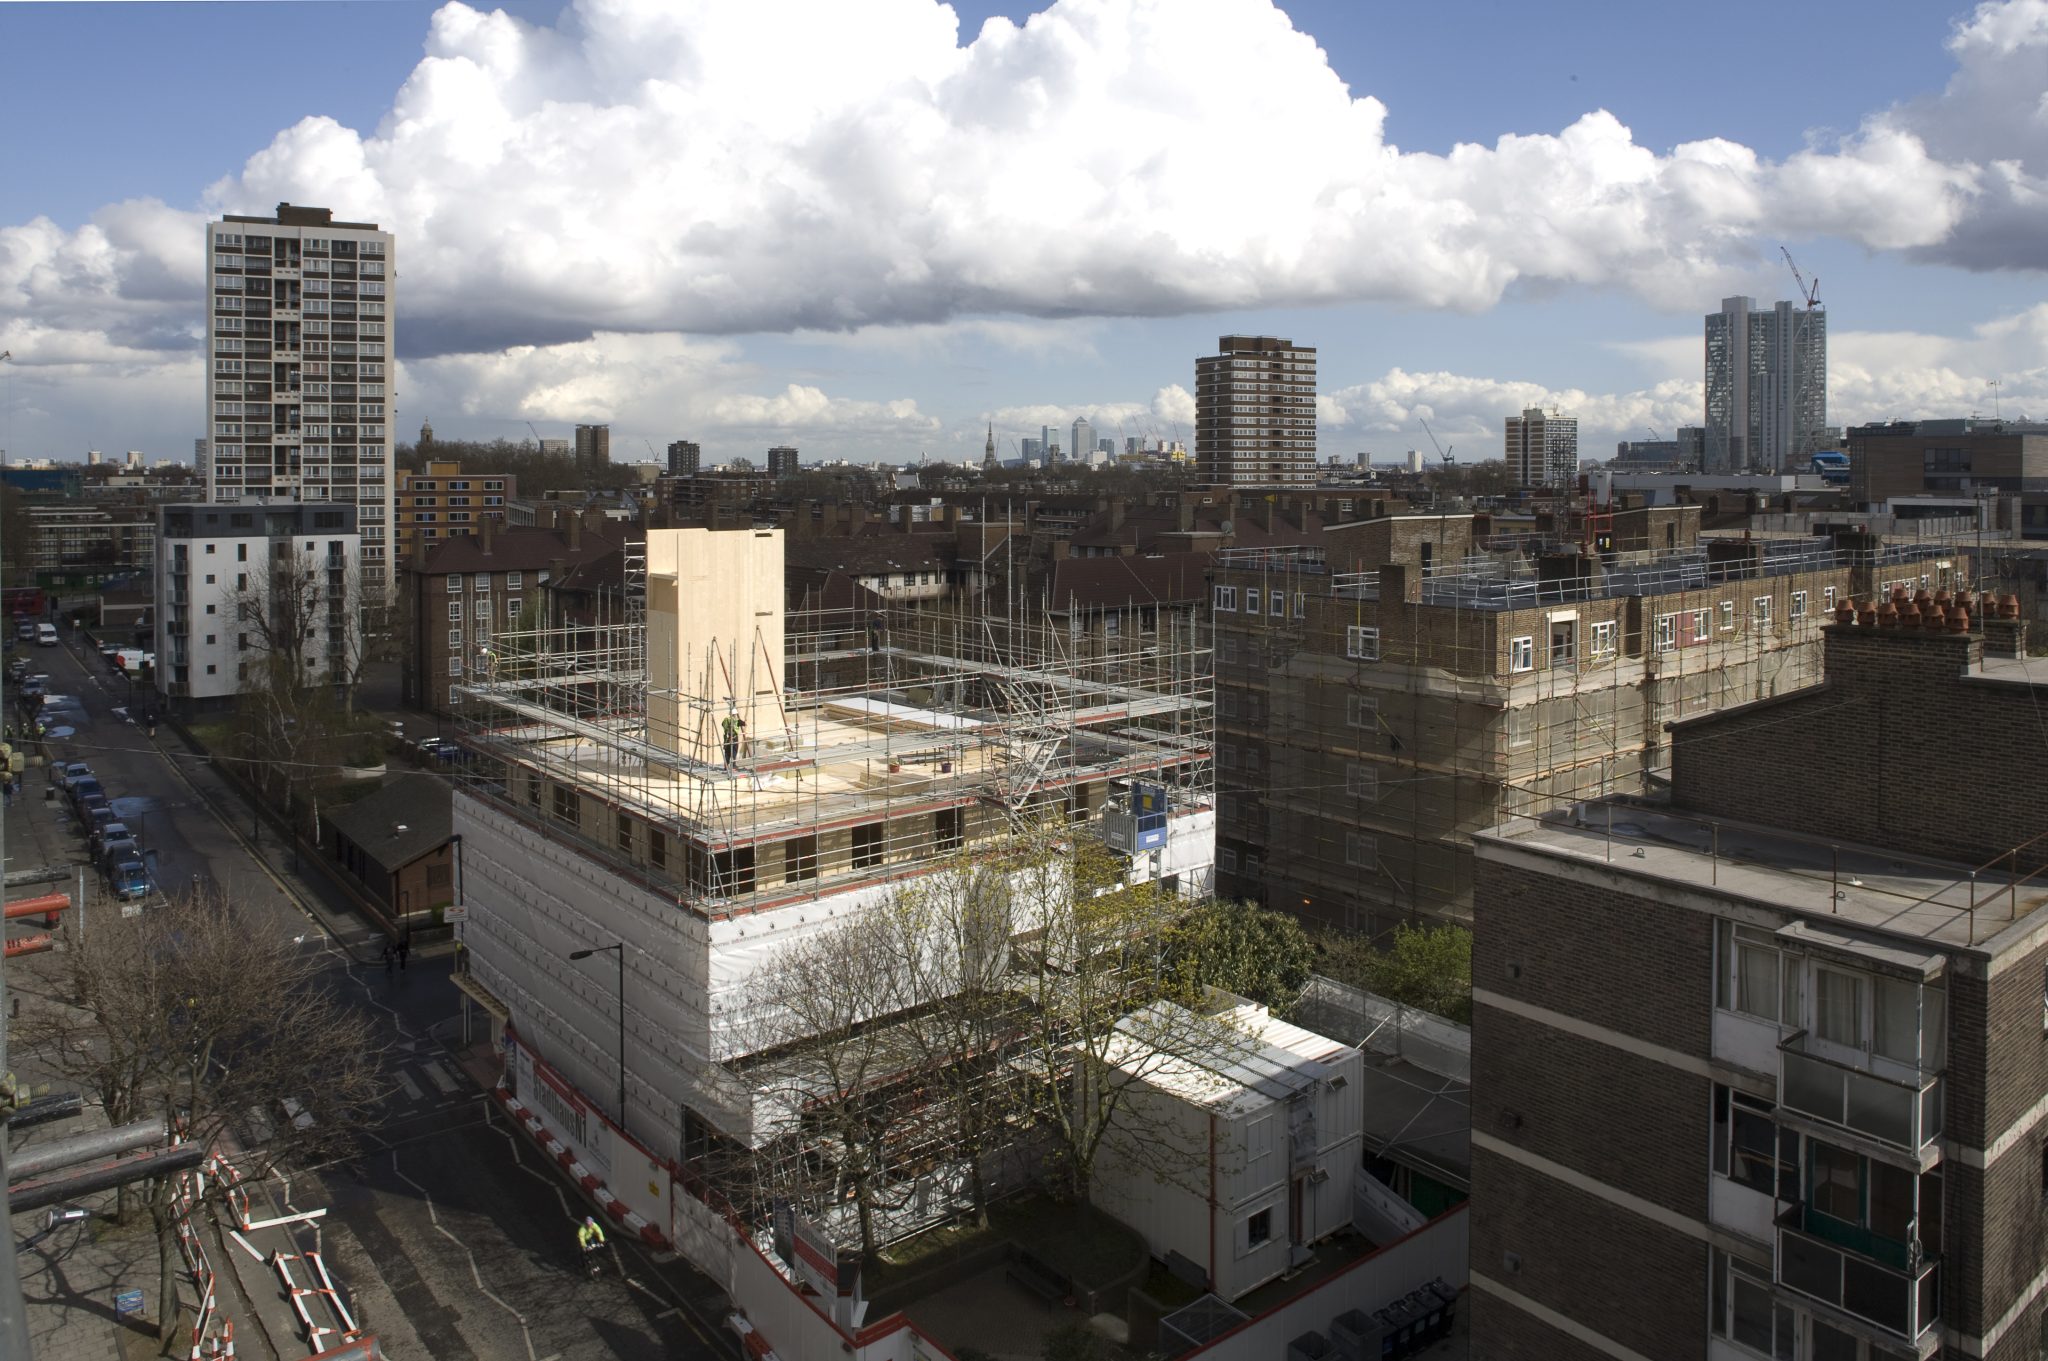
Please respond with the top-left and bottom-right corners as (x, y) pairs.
(1469, 1144), (1707, 1361)
(1671, 625), (2048, 871)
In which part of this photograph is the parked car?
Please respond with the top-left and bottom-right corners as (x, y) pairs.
(35, 624), (58, 647)
(81, 804), (117, 843)
(98, 832), (139, 870)
(14, 621), (35, 643)
(66, 776), (104, 812)
(6, 657), (28, 681)
(53, 761), (92, 793)
(106, 856), (150, 902)
(91, 819), (130, 860)
(19, 675), (48, 700)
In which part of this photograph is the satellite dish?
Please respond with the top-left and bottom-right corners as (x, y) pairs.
(1218, 518), (1235, 536)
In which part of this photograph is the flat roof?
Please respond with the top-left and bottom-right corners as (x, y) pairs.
(1476, 802), (2048, 955)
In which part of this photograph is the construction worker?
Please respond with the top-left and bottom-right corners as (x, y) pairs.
(721, 712), (745, 768)
(578, 1215), (606, 1274)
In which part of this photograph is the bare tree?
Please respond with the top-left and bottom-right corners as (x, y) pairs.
(16, 887), (388, 1350)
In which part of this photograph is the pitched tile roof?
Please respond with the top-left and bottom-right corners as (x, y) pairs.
(323, 773), (452, 873)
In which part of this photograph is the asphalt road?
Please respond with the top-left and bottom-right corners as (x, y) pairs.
(26, 633), (736, 1361)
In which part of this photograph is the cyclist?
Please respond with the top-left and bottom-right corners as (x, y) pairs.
(577, 1215), (606, 1275)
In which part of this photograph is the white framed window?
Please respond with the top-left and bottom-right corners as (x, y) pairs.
(1217, 633), (1237, 664)
(1214, 585), (1238, 611)
(448, 629), (462, 648)
(1270, 591), (1285, 618)
(448, 656), (463, 676)
(1549, 619), (1576, 667)
(1246, 588), (1261, 615)
(475, 574), (491, 593)
(1292, 591), (1306, 619)
(1219, 848), (1239, 874)
(1709, 1248), (1794, 1360)
(1823, 586), (1837, 611)
(447, 574), (463, 591)
(1508, 635), (1534, 672)
(1720, 601), (1735, 631)
(1507, 708), (1534, 750)
(1653, 613), (1677, 653)
(1346, 693), (1376, 728)
(1344, 832), (1376, 868)
(1590, 620), (1617, 658)
(447, 601), (461, 621)
(1345, 626), (1380, 661)
(1791, 590), (1808, 621)
(1753, 596), (1773, 630)
(1346, 763), (1377, 800)
(506, 597), (522, 621)
(508, 571), (523, 589)
(1715, 920), (1799, 1025)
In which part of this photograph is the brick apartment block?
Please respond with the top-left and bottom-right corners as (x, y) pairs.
(1469, 598), (2048, 1360)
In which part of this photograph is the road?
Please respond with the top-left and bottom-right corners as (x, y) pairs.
(27, 633), (736, 1361)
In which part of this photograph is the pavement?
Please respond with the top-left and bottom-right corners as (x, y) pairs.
(7, 640), (737, 1361)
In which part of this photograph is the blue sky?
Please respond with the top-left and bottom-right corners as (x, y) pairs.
(3, 0), (2045, 466)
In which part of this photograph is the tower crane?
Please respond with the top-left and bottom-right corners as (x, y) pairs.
(525, 420), (543, 450)
(1780, 246), (1820, 310)
(1419, 417), (1454, 465)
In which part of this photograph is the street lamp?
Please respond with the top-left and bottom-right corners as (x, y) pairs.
(568, 942), (626, 1129)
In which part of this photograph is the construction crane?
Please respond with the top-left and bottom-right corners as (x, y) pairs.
(1780, 246), (1820, 310)
(1419, 417), (1454, 465)
(1645, 426), (1662, 442)
(525, 420), (543, 451)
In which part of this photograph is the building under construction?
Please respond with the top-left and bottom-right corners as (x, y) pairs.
(449, 526), (1213, 1234)
(1210, 504), (1972, 934)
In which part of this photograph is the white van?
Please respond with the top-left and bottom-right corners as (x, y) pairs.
(35, 624), (58, 647)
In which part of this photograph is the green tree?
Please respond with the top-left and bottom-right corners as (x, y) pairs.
(1165, 898), (1313, 1013)
(1318, 922), (1473, 1024)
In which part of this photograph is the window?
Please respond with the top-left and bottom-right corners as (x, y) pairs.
(1506, 708), (1534, 750)
(551, 784), (579, 826)
(1270, 591), (1285, 618)
(1791, 590), (1808, 621)
(1292, 591), (1306, 619)
(1711, 1086), (1799, 1200)
(1720, 601), (1735, 632)
(1654, 614), (1677, 653)
(616, 812), (633, 853)
(784, 835), (818, 883)
(448, 656), (462, 676)
(1219, 848), (1239, 874)
(448, 601), (462, 621)
(1345, 626), (1379, 661)
(448, 629), (462, 648)
(1345, 832), (1375, 867)
(1710, 1249), (1794, 1360)
(1246, 588), (1261, 615)
(851, 822), (885, 869)
(1590, 620), (1617, 658)
(205, 574), (216, 585)
(508, 571), (523, 589)
(472, 598), (488, 619)
(713, 848), (755, 897)
(1244, 1209), (1271, 1249)
(506, 598), (522, 621)
(935, 807), (964, 851)
(475, 575), (491, 593)
(1346, 763), (1377, 800)
(1753, 596), (1773, 630)
(1715, 921), (1800, 1025)
(205, 664), (217, 675)
(1549, 619), (1576, 667)
(1508, 635), (1534, 672)
(1815, 968), (1864, 1047)
(1346, 693), (1377, 728)
(1214, 586), (1237, 611)
(205, 634), (216, 645)
(649, 830), (667, 869)
(1824, 586), (1837, 611)
(448, 575), (463, 591)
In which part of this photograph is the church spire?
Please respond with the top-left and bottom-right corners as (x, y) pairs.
(984, 422), (997, 467)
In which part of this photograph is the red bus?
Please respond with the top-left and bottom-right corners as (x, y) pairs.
(2, 588), (45, 619)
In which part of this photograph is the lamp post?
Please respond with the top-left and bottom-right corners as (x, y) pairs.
(569, 942), (626, 1129)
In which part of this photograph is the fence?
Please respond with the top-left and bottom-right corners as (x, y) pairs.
(1294, 977), (1470, 1084)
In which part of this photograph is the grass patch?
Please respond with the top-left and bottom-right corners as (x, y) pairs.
(868, 1193), (1145, 1298)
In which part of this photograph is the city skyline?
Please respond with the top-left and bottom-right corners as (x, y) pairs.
(4, 0), (2047, 469)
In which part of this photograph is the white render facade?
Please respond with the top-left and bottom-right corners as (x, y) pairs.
(1503, 406), (1579, 489)
(153, 502), (362, 709)
(205, 204), (395, 596)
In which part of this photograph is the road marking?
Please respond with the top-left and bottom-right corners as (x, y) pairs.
(390, 1147), (539, 1361)
(422, 1060), (458, 1095)
(394, 1070), (424, 1103)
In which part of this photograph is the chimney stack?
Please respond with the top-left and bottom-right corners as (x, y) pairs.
(480, 515), (495, 555)
(568, 513), (583, 553)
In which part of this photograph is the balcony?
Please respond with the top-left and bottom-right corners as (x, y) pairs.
(1778, 1031), (1941, 1158)
(1777, 1203), (1938, 1343)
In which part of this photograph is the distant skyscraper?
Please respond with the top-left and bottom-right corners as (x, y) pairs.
(1020, 438), (1043, 463)
(1704, 295), (1827, 474)
(1195, 335), (1318, 485)
(204, 202), (396, 594)
(1504, 407), (1579, 489)
(766, 445), (800, 478)
(1042, 425), (1059, 465)
(1071, 417), (1095, 470)
(574, 424), (611, 470)
(667, 439), (701, 477)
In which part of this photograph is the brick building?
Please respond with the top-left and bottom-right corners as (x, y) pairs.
(1208, 511), (1966, 933)
(400, 512), (620, 714)
(394, 459), (516, 562)
(1467, 598), (2048, 1360)
(322, 773), (454, 927)
(1847, 419), (2048, 506)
